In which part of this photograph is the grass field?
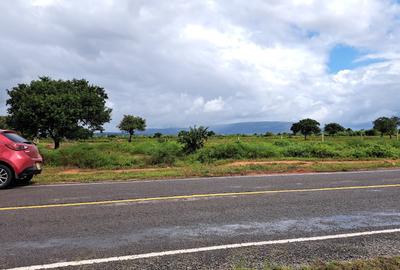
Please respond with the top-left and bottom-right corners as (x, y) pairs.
(33, 135), (400, 184)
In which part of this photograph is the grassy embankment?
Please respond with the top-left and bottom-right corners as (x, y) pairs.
(33, 135), (400, 184)
(234, 256), (400, 270)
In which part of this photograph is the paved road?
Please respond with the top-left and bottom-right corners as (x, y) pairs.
(2, 170), (400, 269)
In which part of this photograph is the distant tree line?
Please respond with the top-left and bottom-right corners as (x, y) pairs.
(289, 116), (400, 140)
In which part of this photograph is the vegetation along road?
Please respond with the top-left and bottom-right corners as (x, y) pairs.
(2, 169), (400, 269)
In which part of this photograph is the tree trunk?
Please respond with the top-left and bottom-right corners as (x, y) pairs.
(54, 138), (60, 149)
(128, 133), (133, 143)
(304, 134), (307, 140)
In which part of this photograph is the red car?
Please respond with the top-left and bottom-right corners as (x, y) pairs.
(0, 130), (43, 189)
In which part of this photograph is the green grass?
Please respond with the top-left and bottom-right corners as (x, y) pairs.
(33, 159), (400, 184)
(233, 256), (400, 270)
(38, 135), (400, 169)
(32, 135), (400, 184)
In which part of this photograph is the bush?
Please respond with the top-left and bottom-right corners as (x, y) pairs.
(283, 143), (340, 158)
(346, 139), (366, 147)
(178, 126), (209, 153)
(147, 142), (182, 165)
(196, 142), (280, 163)
(364, 144), (396, 158)
(40, 143), (139, 168)
(273, 140), (292, 147)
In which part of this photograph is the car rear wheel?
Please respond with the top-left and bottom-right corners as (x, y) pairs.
(0, 165), (13, 189)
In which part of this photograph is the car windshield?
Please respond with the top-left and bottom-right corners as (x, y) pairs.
(2, 132), (31, 144)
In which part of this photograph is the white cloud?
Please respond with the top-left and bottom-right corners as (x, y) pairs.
(0, 0), (399, 130)
(204, 97), (225, 112)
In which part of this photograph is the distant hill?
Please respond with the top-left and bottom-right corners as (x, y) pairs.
(209, 121), (292, 135)
(131, 121), (293, 135)
(98, 121), (373, 137)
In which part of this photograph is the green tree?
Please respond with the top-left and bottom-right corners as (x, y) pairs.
(291, 118), (321, 140)
(177, 126), (209, 153)
(290, 122), (301, 135)
(6, 77), (111, 149)
(0, 116), (9, 129)
(365, 129), (378, 136)
(207, 130), (216, 137)
(153, 132), (163, 138)
(373, 116), (398, 139)
(118, 115), (146, 142)
(324, 123), (345, 136)
(65, 126), (94, 140)
(345, 128), (355, 136)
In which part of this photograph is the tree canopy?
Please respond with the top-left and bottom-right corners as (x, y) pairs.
(291, 118), (321, 140)
(324, 123), (345, 136)
(6, 77), (112, 148)
(373, 116), (399, 138)
(117, 115), (146, 142)
(0, 116), (9, 130)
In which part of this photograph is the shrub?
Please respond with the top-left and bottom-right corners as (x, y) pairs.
(147, 142), (182, 165)
(153, 132), (162, 138)
(346, 139), (366, 147)
(364, 144), (396, 158)
(178, 126), (209, 153)
(273, 140), (292, 147)
(40, 143), (139, 168)
(283, 143), (340, 158)
(196, 142), (280, 163)
(308, 144), (341, 158)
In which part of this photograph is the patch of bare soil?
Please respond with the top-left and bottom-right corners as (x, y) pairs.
(227, 159), (398, 167)
(57, 160), (399, 175)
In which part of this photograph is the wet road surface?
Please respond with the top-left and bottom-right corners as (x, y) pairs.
(1, 169), (400, 269)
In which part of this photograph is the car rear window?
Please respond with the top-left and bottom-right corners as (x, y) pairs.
(2, 132), (31, 144)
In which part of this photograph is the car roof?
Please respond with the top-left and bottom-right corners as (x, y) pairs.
(0, 129), (15, 133)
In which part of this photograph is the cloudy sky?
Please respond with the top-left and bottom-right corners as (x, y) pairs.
(1, 0), (399, 130)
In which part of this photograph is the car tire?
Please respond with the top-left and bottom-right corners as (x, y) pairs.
(0, 164), (13, 189)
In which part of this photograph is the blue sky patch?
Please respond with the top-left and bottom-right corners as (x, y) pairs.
(328, 44), (386, 74)
(306, 31), (319, 38)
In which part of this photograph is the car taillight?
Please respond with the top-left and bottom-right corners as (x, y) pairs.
(5, 143), (29, 151)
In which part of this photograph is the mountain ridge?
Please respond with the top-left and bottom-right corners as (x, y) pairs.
(101, 120), (373, 136)
(116, 121), (293, 135)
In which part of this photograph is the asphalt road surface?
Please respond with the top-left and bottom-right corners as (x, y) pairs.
(2, 169), (400, 269)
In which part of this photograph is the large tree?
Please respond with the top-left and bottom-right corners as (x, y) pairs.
(118, 115), (146, 142)
(373, 116), (398, 139)
(291, 118), (321, 140)
(7, 77), (112, 149)
(324, 123), (345, 136)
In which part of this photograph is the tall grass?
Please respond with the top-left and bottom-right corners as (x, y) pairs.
(39, 141), (183, 168)
(38, 136), (400, 169)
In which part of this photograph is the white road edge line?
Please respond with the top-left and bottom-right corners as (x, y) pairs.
(27, 168), (400, 188)
(5, 228), (400, 270)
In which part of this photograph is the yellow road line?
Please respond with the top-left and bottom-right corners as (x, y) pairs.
(1, 183), (400, 212)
